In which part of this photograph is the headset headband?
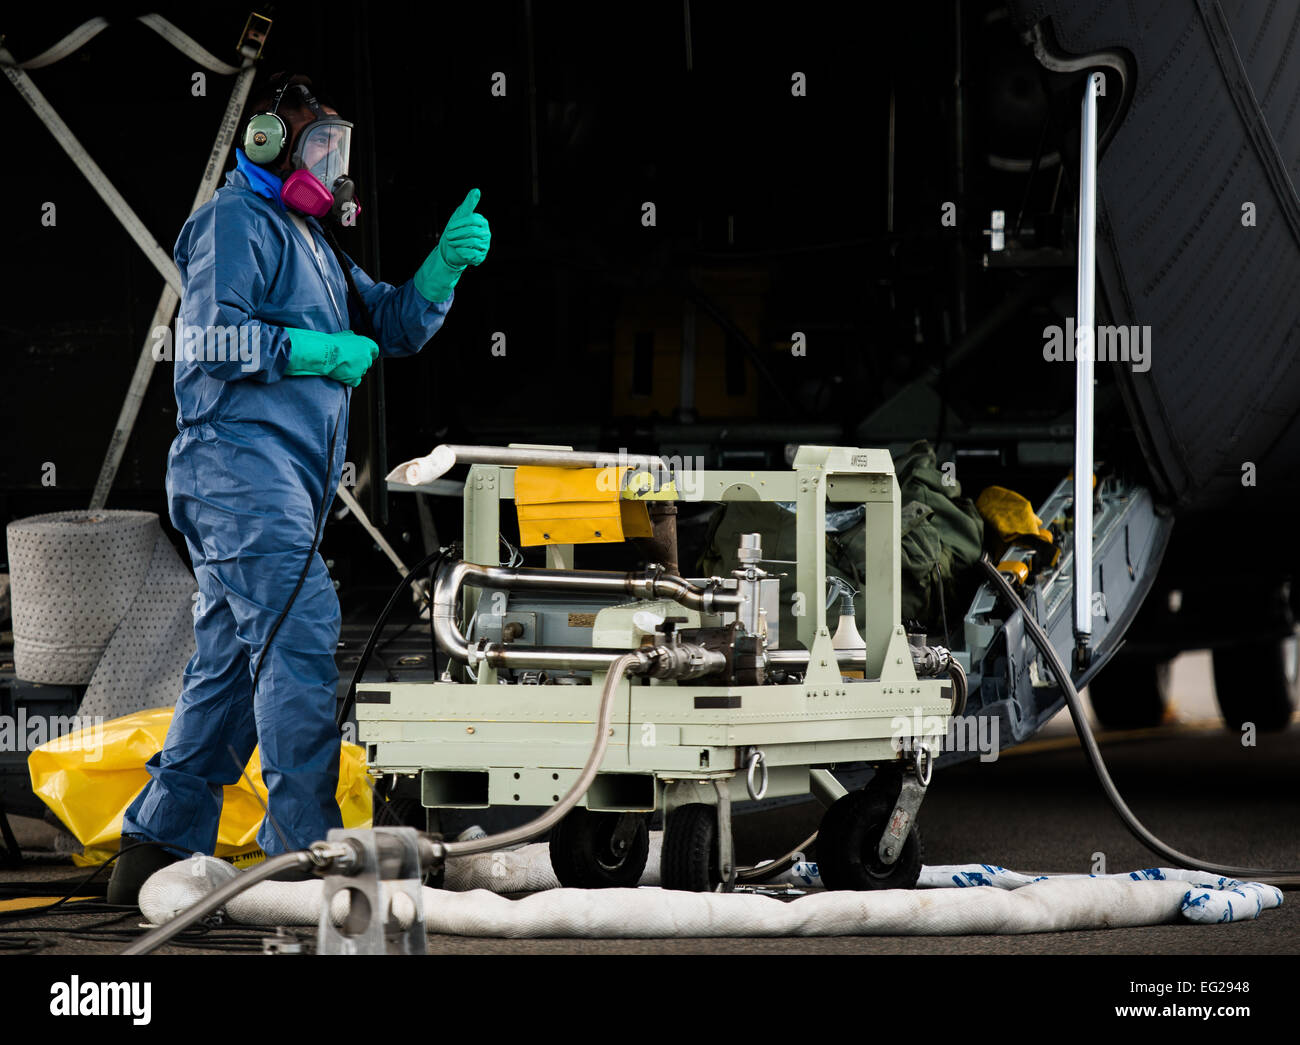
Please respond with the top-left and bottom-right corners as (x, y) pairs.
(272, 78), (325, 120)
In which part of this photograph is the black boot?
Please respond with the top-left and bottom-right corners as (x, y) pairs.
(106, 836), (186, 906)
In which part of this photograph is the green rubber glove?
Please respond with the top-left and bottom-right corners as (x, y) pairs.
(414, 188), (491, 303)
(283, 327), (379, 387)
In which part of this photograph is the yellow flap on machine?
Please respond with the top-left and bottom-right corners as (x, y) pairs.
(976, 485), (1055, 545)
(976, 484), (1059, 567)
(515, 466), (653, 546)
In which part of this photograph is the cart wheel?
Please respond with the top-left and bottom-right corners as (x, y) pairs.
(661, 803), (721, 892)
(816, 778), (922, 890)
(548, 809), (650, 888)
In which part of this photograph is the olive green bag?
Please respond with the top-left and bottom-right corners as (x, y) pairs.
(700, 441), (983, 642)
(882, 440), (984, 635)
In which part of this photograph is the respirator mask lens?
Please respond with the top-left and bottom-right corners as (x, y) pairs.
(294, 121), (352, 189)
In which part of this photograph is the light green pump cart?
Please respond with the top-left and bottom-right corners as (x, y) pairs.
(358, 445), (959, 891)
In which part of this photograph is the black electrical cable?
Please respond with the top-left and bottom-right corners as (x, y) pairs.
(227, 745), (291, 854)
(428, 547), (455, 678)
(0, 802), (22, 868)
(79, 924), (270, 951)
(336, 547), (450, 730)
(979, 555), (1300, 888)
(320, 222), (391, 527)
(0, 937), (49, 952)
(321, 226), (377, 342)
(376, 618), (416, 652)
(248, 407), (343, 704)
(0, 904), (134, 924)
(0, 839), (180, 922)
(0, 876), (107, 898)
(2, 922), (269, 953)
(933, 562), (951, 647)
(0, 910), (140, 932)
(0, 912), (151, 958)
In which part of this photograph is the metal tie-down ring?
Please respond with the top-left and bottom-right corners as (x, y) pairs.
(914, 743), (934, 787)
(746, 748), (769, 800)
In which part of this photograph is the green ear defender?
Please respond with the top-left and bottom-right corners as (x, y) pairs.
(243, 111), (288, 165)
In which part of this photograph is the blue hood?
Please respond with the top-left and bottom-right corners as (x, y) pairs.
(234, 147), (286, 209)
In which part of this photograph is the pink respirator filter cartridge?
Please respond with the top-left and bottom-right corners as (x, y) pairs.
(281, 170), (333, 218)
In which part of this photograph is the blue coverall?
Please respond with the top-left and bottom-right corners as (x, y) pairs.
(123, 151), (451, 856)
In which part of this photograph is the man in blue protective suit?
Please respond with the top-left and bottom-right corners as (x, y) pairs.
(108, 74), (490, 904)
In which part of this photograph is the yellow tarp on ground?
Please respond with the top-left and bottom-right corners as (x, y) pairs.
(27, 707), (372, 867)
(514, 465), (653, 546)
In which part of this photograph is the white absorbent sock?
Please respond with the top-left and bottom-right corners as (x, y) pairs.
(138, 853), (240, 924)
(138, 850), (1282, 938)
(444, 833), (663, 892)
(917, 863), (1283, 925)
(419, 878), (1198, 937)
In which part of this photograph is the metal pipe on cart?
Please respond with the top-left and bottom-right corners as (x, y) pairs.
(432, 560), (744, 664)
(431, 560), (965, 678)
(405, 445), (673, 485)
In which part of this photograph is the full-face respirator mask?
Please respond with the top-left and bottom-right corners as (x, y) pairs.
(242, 76), (358, 224)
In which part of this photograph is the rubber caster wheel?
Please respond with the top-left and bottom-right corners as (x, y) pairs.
(816, 779), (922, 890)
(1213, 633), (1299, 733)
(1087, 656), (1171, 730)
(549, 809), (650, 888)
(661, 803), (721, 892)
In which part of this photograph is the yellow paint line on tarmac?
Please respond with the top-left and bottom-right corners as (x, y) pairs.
(0, 896), (97, 913)
(1003, 718), (1226, 758)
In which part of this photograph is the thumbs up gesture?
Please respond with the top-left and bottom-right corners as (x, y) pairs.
(438, 188), (491, 269)
(414, 189), (491, 303)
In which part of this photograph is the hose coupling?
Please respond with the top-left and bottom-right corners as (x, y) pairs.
(641, 642), (727, 681)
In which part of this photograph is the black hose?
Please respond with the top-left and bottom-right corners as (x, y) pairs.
(979, 555), (1300, 887)
(335, 547), (450, 730)
(948, 659), (968, 716)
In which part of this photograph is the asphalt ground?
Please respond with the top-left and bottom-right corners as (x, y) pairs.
(1, 653), (1296, 959)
